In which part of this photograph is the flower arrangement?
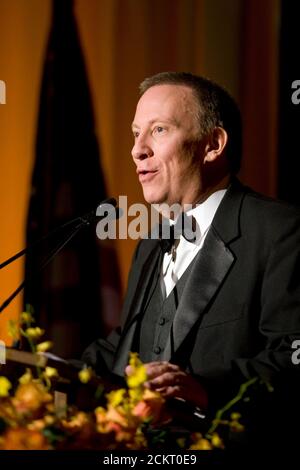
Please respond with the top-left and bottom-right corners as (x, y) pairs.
(0, 310), (261, 450)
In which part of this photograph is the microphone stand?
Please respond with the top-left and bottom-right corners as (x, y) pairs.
(0, 197), (116, 271)
(0, 197), (117, 314)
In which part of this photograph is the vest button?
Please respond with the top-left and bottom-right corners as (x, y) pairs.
(158, 317), (166, 325)
(154, 346), (161, 354)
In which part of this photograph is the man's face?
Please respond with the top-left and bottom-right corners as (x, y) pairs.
(131, 84), (205, 207)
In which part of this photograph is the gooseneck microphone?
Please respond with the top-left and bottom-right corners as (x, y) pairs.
(0, 197), (118, 314)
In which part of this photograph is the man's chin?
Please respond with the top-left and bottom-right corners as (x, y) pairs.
(142, 189), (163, 206)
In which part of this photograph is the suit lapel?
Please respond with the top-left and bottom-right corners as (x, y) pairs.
(162, 178), (248, 362)
(112, 242), (161, 375)
(161, 227), (235, 361)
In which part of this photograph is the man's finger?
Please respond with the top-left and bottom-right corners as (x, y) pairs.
(145, 362), (179, 379)
(147, 371), (185, 389)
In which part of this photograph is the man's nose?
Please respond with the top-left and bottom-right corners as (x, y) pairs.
(131, 135), (153, 161)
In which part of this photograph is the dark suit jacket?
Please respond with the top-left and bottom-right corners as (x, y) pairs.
(83, 179), (300, 411)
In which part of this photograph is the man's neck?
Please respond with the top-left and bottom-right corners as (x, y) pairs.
(157, 174), (231, 220)
(188, 174), (231, 208)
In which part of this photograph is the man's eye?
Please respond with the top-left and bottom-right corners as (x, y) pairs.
(154, 126), (165, 134)
(133, 131), (139, 138)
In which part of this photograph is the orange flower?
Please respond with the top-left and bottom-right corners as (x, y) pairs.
(0, 399), (19, 423)
(0, 428), (50, 450)
(13, 381), (52, 415)
(61, 411), (94, 444)
(95, 406), (109, 432)
(95, 405), (140, 445)
(105, 405), (129, 428)
(27, 415), (55, 431)
(62, 411), (90, 431)
(133, 388), (165, 424)
(132, 401), (149, 418)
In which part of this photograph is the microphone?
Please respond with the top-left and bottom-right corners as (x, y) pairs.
(0, 197), (117, 271)
(77, 197), (118, 225)
(0, 197), (118, 314)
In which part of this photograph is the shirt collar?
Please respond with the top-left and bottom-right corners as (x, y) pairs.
(185, 189), (227, 243)
(159, 188), (228, 245)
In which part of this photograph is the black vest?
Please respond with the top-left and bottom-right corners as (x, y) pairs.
(135, 254), (196, 363)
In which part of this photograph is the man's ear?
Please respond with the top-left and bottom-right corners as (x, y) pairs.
(203, 127), (228, 163)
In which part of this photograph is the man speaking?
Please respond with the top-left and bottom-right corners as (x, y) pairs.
(83, 72), (300, 441)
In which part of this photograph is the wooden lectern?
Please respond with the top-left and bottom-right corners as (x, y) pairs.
(1, 349), (207, 433)
(1, 348), (123, 414)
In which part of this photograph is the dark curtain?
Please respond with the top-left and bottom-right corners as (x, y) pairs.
(24, 0), (119, 358)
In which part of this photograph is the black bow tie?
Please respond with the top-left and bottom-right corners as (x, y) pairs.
(159, 213), (199, 254)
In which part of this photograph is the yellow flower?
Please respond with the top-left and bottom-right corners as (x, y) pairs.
(7, 319), (19, 341)
(62, 411), (90, 430)
(211, 433), (224, 449)
(19, 368), (33, 385)
(127, 366), (147, 389)
(131, 428), (147, 449)
(126, 353), (147, 389)
(44, 415), (55, 425)
(229, 411), (245, 432)
(106, 388), (126, 407)
(190, 437), (213, 450)
(20, 312), (34, 324)
(177, 437), (186, 448)
(78, 367), (93, 384)
(0, 376), (12, 397)
(27, 419), (47, 431)
(36, 341), (53, 352)
(129, 388), (143, 404)
(95, 405), (106, 416)
(230, 420), (245, 432)
(25, 327), (44, 340)
(43, 367), (58, 379)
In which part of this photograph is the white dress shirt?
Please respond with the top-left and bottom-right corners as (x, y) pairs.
(161, 189), (227, 298)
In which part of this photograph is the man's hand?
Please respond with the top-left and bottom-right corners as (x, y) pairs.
(126, 361), (208, 410)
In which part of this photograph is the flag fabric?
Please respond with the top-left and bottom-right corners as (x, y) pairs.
(24, 0), (120, 358)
